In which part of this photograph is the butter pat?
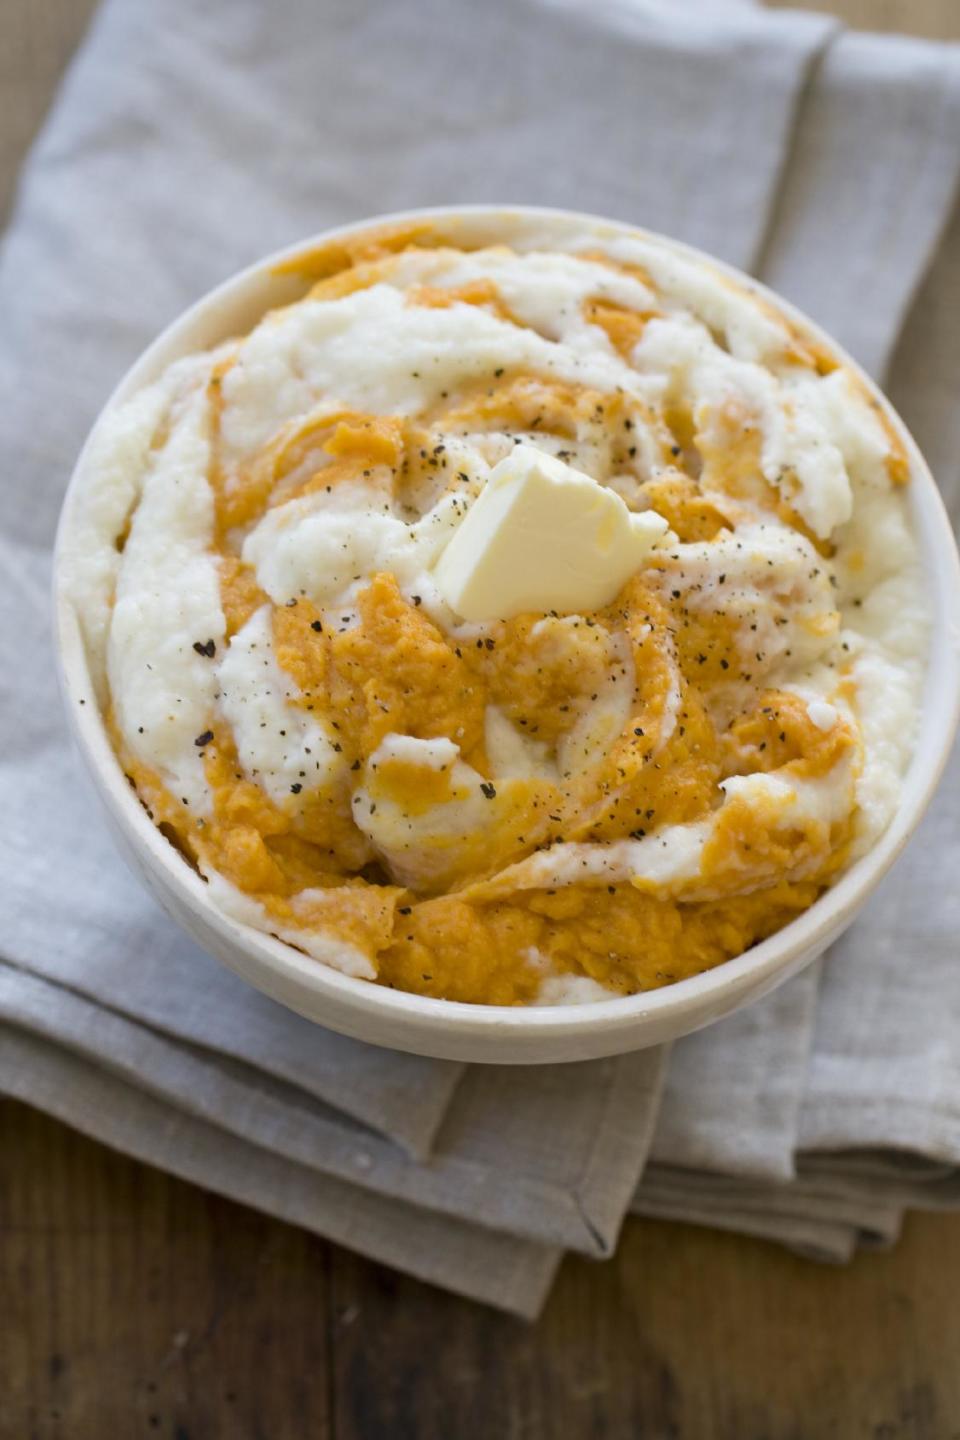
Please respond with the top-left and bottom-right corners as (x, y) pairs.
(433, 444), (668, 621)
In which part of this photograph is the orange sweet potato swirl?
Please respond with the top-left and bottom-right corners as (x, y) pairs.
(94, 225), (920, 1004)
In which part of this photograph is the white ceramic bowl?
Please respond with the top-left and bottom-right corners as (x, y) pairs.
(54, 205), (960, 1064)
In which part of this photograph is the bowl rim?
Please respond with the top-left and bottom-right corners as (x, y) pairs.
(53, 202), (960, 1045)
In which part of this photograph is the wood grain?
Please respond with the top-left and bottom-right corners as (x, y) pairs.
(1, 1103), (333, 1439)
(5, 1101), (960, 1439)
(0, 0), (100, 226)
(768, 0), (960, 40)
(2, 0), (959, 1436)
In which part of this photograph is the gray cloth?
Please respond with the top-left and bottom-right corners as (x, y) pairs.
(758, 30), (960, 378)
(0, 1027), (560, 1318)
(0, 963), (664, 1253)
(2, 0), (959, 1317)
(632, 1163), (905, 1262)
(799, 750), (960, 1164)
(650, 968), (822, 1182)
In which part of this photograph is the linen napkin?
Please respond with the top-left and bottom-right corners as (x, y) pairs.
(0, 0), (833, 1310)
(646, 23), (960, 1197)
(1, 0), (959, 1316)
(633, 33), (960, 1251)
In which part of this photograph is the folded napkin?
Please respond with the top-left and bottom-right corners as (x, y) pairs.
(2, 0), (958, 1317)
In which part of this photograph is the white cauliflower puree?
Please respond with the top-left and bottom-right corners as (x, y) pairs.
(62, 215), (928, 1006)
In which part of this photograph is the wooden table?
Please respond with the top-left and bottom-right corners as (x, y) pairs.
(3, 2), (959, 1434)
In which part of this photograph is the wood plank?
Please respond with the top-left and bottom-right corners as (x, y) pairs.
(7, 1098), (958, 1437)
(330, 1205), (960, 1439)
(0, 0), (100, 226)
(1, 1101), (333, 1439)
(768, 0), (960, 40)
